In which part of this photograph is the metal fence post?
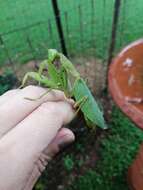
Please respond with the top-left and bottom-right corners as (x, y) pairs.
(51, 0), (68, 56)
(107, 0), (121, 66)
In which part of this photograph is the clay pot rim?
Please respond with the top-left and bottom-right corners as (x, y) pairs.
(108, 39), (143, 130)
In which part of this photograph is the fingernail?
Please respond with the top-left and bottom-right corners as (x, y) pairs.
(58, 134), (75, 150)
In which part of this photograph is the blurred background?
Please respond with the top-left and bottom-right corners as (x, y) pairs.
(1, 0), (143, 67)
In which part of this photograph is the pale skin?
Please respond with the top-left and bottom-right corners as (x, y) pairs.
(0, 85), (75, 190)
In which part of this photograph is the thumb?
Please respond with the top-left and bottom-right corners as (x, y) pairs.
(23, 128), (75, 190)
(43, 127), (75, 158)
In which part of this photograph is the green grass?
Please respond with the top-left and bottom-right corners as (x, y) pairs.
(1, 0), (143, 66)
(67, 107), (143, 190)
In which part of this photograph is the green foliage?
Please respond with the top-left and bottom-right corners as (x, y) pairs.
(67, 107), (143, 190)
(0, 69), (18, 95)
(63, 155), (75, 171)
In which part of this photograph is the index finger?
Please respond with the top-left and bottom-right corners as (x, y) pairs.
(0, 85), (71, 138)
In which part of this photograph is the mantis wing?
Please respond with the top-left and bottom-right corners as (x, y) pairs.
(73, 78), (107, 129)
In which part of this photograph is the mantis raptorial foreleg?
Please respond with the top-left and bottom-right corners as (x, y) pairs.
(20, 72), (42, 88)
(74, 96), (88, 116)
(20, 72), (57, 88)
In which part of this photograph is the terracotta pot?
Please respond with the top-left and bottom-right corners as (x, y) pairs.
(108, 39), (143, 130)
(108, 39), (143, 190)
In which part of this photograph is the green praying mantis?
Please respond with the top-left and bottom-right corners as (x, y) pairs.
(21, 49), (107, 130)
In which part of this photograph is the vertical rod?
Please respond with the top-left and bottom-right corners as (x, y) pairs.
(107, 0), (121, 66)
(51, 0), (68, 56)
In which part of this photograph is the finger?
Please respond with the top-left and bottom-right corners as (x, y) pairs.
(0, 101), (75, 157)
(0, 85), (73, 138)
(0, 101), (74, 190)
(0, 89), (20, 106)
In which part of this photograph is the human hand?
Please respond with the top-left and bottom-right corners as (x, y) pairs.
(0, 86), (75, 190)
